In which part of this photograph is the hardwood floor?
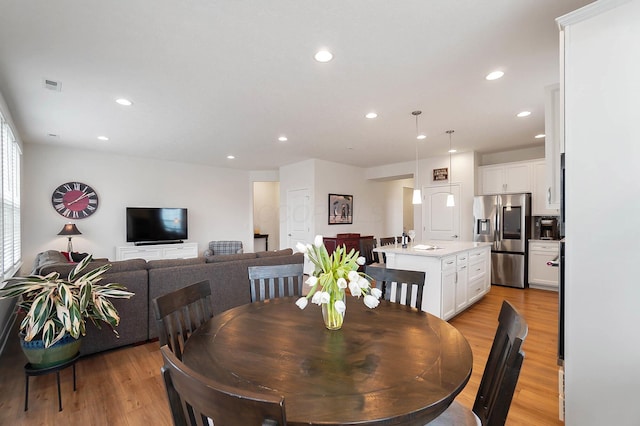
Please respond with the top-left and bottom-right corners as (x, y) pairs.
(0, 285), (561, 425)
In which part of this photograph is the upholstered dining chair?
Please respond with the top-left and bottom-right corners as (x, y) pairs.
(203, 240), (243, 257)
(152, 280), (214, 360)
(364, 266), (426, 310)
(426, 300), (528, 426)
(248, 263), (304, 302)
(160, 345), (287, 426)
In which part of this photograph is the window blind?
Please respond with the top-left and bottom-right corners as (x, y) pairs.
(1, 112), (21, 280)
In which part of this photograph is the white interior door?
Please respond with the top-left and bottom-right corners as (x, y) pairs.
(286, 189), (312, 249)
(423, 185), (461, 241)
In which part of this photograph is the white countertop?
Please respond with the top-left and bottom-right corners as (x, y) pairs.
(374, 241), (491, 258)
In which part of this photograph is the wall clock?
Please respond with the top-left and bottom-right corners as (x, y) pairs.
(51, 181), (99, 219)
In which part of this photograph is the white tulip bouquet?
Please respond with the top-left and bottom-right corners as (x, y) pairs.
(295, 235), (381, 329)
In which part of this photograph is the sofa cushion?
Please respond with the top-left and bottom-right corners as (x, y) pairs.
(205, 253), (257, 263)
(147, 257), (206, 269)
(39, 258), (148, 277)
(255, 248), (294, 258)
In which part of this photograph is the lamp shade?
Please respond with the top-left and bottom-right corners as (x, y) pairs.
(57, 223), (82, 236)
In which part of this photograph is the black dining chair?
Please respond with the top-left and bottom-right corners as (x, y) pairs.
(152, 280), (214, 361)
(426, 300), (528, 426)
(378, 237), (397, 264)
(359, 237), (381, 266)
(364, 266), (426, 310)
(160, 345), (287, 426)
(248, 263), (304, 302)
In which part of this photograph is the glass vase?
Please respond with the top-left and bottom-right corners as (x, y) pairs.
(322, 290), (345, 330)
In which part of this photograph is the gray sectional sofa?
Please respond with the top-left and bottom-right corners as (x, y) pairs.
(35, 249), (304, 356)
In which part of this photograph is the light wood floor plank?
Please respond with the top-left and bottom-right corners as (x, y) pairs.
(0, 285), (561, 425)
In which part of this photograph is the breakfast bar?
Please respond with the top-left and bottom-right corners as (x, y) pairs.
(374, 241), (492, 320)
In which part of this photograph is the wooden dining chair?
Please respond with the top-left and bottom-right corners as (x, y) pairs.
(160, 345), (287, 426)
(378, 237), (397, 264)
(248, 263), (304, 302)
(364, 265), (426, 310)
(152, 280), (214, 360)
(358, 237), (381, 266)
(426, 300), (528, 426)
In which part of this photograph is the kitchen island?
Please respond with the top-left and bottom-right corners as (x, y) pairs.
(374, 241), (491, 320)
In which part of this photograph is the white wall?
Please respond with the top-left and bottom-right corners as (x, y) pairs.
(22, 144), (253, 268)
(415, 151), (477, 241)
(313, 160), (381, 239)
(478, 145), (545, 166)
(561, 1), (640, 424)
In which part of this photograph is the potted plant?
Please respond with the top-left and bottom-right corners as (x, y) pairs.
(0, 255), (134, 367)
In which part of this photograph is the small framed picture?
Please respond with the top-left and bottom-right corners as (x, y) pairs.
(328, 194), (353, 225)
(433, 167), (449, 182)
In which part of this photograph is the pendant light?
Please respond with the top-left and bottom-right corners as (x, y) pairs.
(446, 130), (455, 207)
(411, 111), (425, 205)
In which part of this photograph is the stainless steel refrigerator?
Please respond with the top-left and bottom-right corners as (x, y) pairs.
(473, 193), (532, 288)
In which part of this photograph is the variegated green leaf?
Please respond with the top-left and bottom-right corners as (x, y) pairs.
(69, 303), (82, 337)
(68, 254), (93, 281)
(79, 282), (91, 312)
(42, 319), (58, 348)
(55, 301), (71, 330)
(57, 282), (72, 309)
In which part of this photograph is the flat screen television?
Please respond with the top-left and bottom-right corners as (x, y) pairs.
(126, 207), (188, 245)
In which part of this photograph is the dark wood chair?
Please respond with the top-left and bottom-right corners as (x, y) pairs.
(248, 263), (304, 302)
(378, 237), (397, 264)
(427, 300), (528, 426)
(160, 345), (287, 426)
(364, 265), (426, 310)
(358, 237), (381, 266)
(152, 280), (214, 361)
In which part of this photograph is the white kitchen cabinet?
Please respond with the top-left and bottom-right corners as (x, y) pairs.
(455, 253), (468, 311)
(378, 243), (491, 320)
(532, 160), (560, 216)
(468, 248), (489, 304)
(116, 242), (199, 261)
(544, 84), (562, 209)
(479, 161), (532, 194)
(528, 240), (559, 290)
(441, 256), (457, 319)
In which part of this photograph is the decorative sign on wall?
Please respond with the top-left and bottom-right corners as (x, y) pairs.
(433, 168), (449, 182)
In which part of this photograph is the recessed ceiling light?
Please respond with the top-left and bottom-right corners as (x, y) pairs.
(517, 111), (531, 118)
(486, 71), (504, 81)
(417, 134), (426, 140)
(448, 149), (457, 153)
(365, 112), (378, 119)
(314, 50), (333, 63)
(97, 136), (109, 141)
(278, 136), (288, 142)
(116, 98), (133, 106)
(535, 134), (545, 139)
(227, 155), (235, 159)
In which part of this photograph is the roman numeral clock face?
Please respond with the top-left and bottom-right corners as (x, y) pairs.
(51, 182), (99, 219)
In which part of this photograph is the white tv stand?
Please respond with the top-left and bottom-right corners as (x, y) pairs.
(116, 242), (198, 261)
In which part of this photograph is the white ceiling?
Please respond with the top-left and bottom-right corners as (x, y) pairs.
(0, 0), (593, 171)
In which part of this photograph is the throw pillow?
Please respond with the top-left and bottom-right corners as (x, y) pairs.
(61, 251), (72, 262)
(70, 252), (89, 262)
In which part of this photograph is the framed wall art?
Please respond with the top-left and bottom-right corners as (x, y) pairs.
(328, 194), (353, 225)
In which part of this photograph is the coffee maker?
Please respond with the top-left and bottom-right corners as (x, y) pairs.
(534, 217), (559, 240)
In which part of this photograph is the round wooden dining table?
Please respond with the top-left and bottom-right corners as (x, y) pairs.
(182, 297), (473, 426)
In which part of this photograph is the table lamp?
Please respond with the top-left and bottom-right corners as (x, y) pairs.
(58, 223), (81, 252)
